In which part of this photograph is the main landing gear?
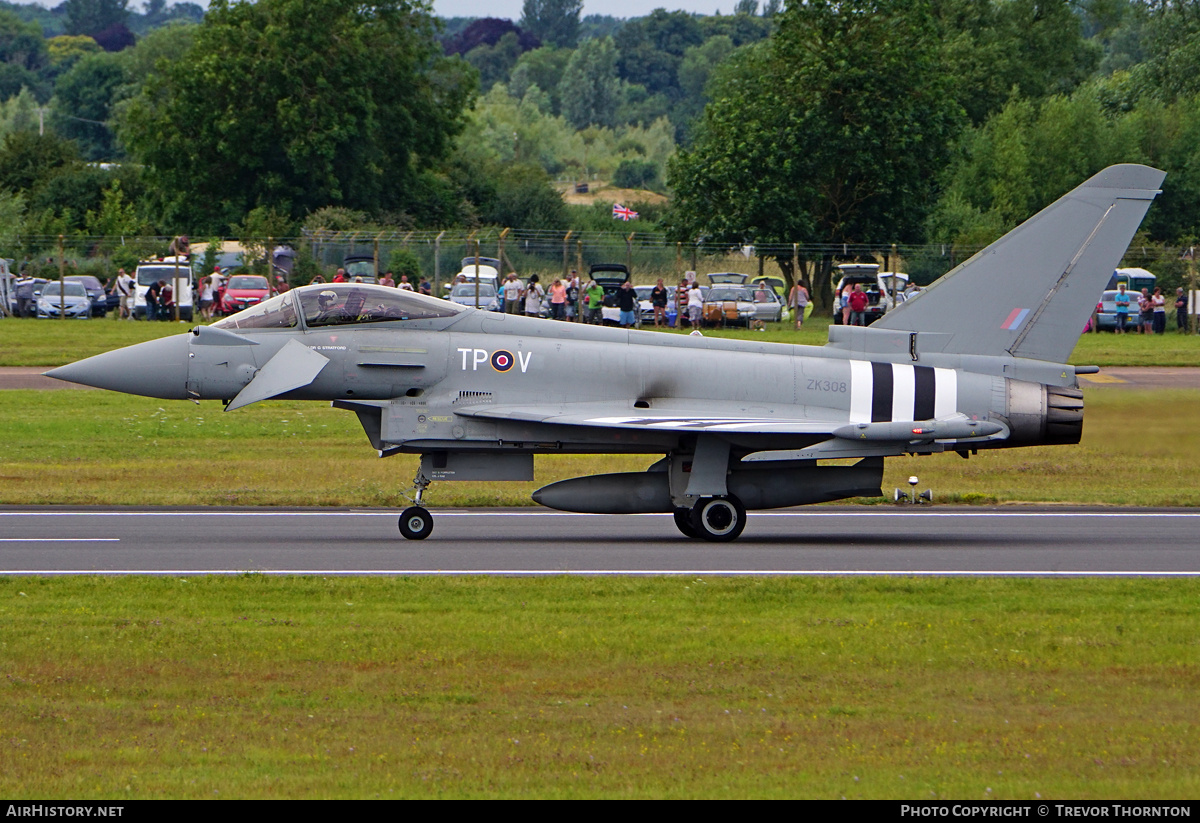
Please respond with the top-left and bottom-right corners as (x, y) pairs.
(398, 467), (433, 540)
(673, 495), (747, 542)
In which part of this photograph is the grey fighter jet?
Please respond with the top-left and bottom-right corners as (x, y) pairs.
(47, 164), (1164, 541)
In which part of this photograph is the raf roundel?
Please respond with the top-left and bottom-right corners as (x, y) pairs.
(490, 349), (515, 372)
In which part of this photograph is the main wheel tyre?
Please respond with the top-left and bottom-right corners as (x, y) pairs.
(689, 496), (747, 542)
(398, 506), (433, 540)
(673, 507), (700, 539)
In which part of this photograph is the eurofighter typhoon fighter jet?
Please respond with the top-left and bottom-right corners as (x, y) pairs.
(48, 165), (1164, 541)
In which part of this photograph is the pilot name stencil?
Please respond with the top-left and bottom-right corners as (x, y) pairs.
(457, 348), (532, 373)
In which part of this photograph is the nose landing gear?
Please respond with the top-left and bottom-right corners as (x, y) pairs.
(398, 467), (433, 540)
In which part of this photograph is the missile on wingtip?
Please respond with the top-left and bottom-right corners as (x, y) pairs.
(832, 418), (1005, 442)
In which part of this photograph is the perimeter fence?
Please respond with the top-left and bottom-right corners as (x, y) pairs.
(1, 228), (1195, 299)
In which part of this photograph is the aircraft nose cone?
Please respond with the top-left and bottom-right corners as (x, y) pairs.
(44, 334), (191, 399)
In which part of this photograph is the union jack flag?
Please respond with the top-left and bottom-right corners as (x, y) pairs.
(612, 203), (639, 221)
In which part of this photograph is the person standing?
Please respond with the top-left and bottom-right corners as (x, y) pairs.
(687, 281), (703, 328)
(116, 268), (135, 320)
(1151, 287), (1166, 334)
(616, 280), (637, 328)
(651, 278), (668, 327)
(1176, 287), (1189, 332)
(583, 279), (604, 324)
(1138, 288), (1153, 334)
(676, 278), (692, 328)
(378, 270), (395, 288)
(144, 279), (161, 321)
(848, 283), (869, 326)
(398, 275), (414, 291)
(549, 278), (568, 320)
(788, 280), (809, 330)
(502, 273), (523, 314)
(199, 270), (214, 320)
(523, 274), (544, 317)
(418, 276), (431, 296)
(565, 272), (580, 322)
(1114, 283), (1130, 333)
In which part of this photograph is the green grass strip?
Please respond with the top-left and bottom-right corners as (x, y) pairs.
(0, 576), (1196, 799)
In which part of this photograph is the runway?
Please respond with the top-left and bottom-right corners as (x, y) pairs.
(0, 507), (1197, 575)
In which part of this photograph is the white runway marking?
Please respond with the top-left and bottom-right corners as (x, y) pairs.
(0, 569), (1198, 577)
(0, 538), (119, 542)
(3, 511), (1199, 518)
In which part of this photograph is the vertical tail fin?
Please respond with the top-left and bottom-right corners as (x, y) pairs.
(872, 164), (1164, 363)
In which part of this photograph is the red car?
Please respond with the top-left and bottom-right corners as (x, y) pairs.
(218, 275), (271, 315)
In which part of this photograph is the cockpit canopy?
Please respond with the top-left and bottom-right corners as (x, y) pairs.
(212, 284), (464, 331)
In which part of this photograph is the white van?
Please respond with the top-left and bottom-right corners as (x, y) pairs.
(134, 257), (194, 321)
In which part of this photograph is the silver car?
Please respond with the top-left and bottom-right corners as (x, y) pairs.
(448, 281), (500, 312)
(748, 285), (782, 323)
(37, 281), (92, 318)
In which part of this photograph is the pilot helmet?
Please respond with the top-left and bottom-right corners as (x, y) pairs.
(317, 290), (337, 309)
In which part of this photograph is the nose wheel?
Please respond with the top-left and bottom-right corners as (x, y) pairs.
(688, 495), (746, 542)
(398, 467), (434, 540)
(399, 506), (433, 540)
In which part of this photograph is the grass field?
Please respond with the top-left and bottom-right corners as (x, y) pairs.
(3, 312), (1199, 800)
(3, 315), (1199, 367)
(1, 388), (1198, 507)
(1, 575), (1197, 799)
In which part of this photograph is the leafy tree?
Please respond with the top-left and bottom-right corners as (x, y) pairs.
(0, 86), (39, 138)
(509, 46), (571, 114)
(46, 34), (103, 73)
(934, 0), (1101, 125)
(613, 156), (659, 189)
(0, 9), (47, 71)
(558, 35), (621, 129)
(1131, 0), (1200, 101)
(51, 51), (125, 160)
(443, 18), (539, 55)
(519, 0), (582, 49)
(0, 62), (43, 101)
(465, 31), (524, 92)
(614, 9), (704, 103)
(668, 0), (962, 306)
(65, 0), (130, 38)
(92, 23), (136, 52)
(0, 131), (79, 193)
(118, 0), (476, 234)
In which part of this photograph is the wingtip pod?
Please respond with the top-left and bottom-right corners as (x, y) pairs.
(869, 164), (1165, 365)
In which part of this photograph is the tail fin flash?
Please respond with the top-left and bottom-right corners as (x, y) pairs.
(872, 164), (1164, 363)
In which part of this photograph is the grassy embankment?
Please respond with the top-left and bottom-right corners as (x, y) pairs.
(3, 314), (1200, 367)
(1, 575), (1198, 799)
(1, 387), (1198, 507)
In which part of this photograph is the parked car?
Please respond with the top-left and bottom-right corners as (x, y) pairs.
(633, 284), (677, 326)
(132, 258), (194, 321)
(219, 274), (272, 315)
(1094, 289), (1142, 331)
(701, 286), (757, 327)
(589, 263), (632, 325)
(751, 275), (787, 297)
(748, 285), (783, 323)
(832, 263), (894, 325)
(708, 272), (749, 286)
(37, 281), (92, 318)
(342, 253), (379, 284)
(448, 281), (501, 312)
(63, 275), (109, 317)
